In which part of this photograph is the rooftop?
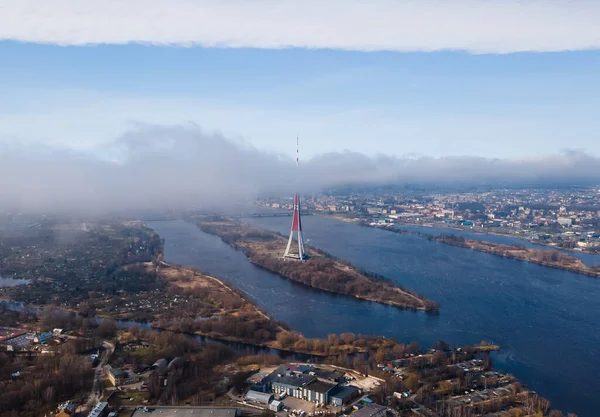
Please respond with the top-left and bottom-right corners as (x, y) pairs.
(87, 402), (108, 417)
(313, 369), (345, 381)
(351, 403), (387, 417)
(330, 385), (360, 399)
(305, 380), (337, 394)
(272, 374), (316, 388)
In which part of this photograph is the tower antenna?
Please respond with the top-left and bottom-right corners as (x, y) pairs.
(283, 135), (307, 260)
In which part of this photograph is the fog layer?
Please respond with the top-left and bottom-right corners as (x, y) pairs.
(1, 124), (598, 213)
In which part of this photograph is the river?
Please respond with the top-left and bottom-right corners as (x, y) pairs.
(147, 218), (600, 417)
(0, 277), (30, 288)
(393, 222), (600, 267)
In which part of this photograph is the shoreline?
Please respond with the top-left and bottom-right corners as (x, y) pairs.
(195, 217), (439, 312)
(319, 212), (600, 256)
(322, 213), (600, 278)
(431, 235), (600, 279)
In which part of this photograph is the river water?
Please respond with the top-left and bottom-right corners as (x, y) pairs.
(147, 218), (600, 417)
(394, 223), (600, 267)
(0, 277), (30, 288)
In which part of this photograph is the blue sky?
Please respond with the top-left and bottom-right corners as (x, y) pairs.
(3, 41), (600, 159)
(2, 1), (600, 211)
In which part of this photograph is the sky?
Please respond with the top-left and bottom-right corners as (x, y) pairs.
(1, 0), (600, 212)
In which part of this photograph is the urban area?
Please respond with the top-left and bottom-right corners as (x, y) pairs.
(257, 187), (600, 253)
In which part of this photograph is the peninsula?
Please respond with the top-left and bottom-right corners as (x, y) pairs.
(431, 234), (600, 278)
(196, 217), (439, 312)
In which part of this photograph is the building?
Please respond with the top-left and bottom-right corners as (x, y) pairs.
(329, 385), (361, 406)
(34, 332), (52, 344)
(272, 374), (316, 398)
(557, 217), (573, 226)
(269, 400), (283, 412)
(312, 369), (345, 383)
(87, 401), (108, 417)
(255, 365), (360, 406)
(351, 404), (387, 417)
(131, 407), (239, 417)
(104, 365), (125, 386)
(3, 332), (35, 350)
(301, 380), (337, 404)
(152, 358), (169, 369)
(56, 401), (76, 416)
(245, 390), (273, 405)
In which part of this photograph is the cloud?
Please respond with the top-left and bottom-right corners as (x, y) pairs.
(1, 0), (600, 53)
(1, 123), (599, 214)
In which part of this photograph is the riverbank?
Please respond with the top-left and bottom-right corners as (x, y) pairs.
(56, 260), (428, 358)
(323, 213), (600, 279)
(431, 235), (600, 278)
(196, 217), (439, 312)
(321, 212), (600, 255)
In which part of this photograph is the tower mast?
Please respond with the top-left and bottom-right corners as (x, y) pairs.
(283, 136), (307, 260)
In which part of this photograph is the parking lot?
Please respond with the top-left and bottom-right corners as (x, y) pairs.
(280, 396), (314, 414)
(278, 396), (343, 416)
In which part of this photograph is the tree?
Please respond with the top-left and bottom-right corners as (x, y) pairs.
(96, 319), (117, 338)
(375, 348), (387, 364)
(432, 340), (449, 351)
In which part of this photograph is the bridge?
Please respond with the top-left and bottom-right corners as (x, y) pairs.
(229, 212), (313, 218)
(140, 212), (313, 221)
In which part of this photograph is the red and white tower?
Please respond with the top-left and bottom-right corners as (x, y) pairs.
(283, 137), (307, 260)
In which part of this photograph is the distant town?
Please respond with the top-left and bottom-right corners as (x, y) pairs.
(257, 187), (600, 253)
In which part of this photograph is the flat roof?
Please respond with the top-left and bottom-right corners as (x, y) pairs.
(351, 403), (387, 417)
(273, 374), (316, 388)
(330, 385), (360, 399)
(88, 402), (108, 417)
(131, 407), (238, 417)
(314, 369), (344, 381)
(305, 380), (337, 394)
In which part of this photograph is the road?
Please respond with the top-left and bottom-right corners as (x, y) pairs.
(86, 340), (115, 409)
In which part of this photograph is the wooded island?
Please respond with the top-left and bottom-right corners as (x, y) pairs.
(197, 217), (440, 312)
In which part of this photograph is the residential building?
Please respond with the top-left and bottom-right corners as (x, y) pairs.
(87, 401), (108, 417)
(104, 365), (125, 386)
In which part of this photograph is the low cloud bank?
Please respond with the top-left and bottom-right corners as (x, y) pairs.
(1, 124), (598, 214)
(1, 1), (600, 54)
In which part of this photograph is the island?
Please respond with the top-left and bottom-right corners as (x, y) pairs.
(430, 234), (600, 278)
(196, 217), (439, 312)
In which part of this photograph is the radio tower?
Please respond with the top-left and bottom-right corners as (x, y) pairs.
(283, 136), (307, 260)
